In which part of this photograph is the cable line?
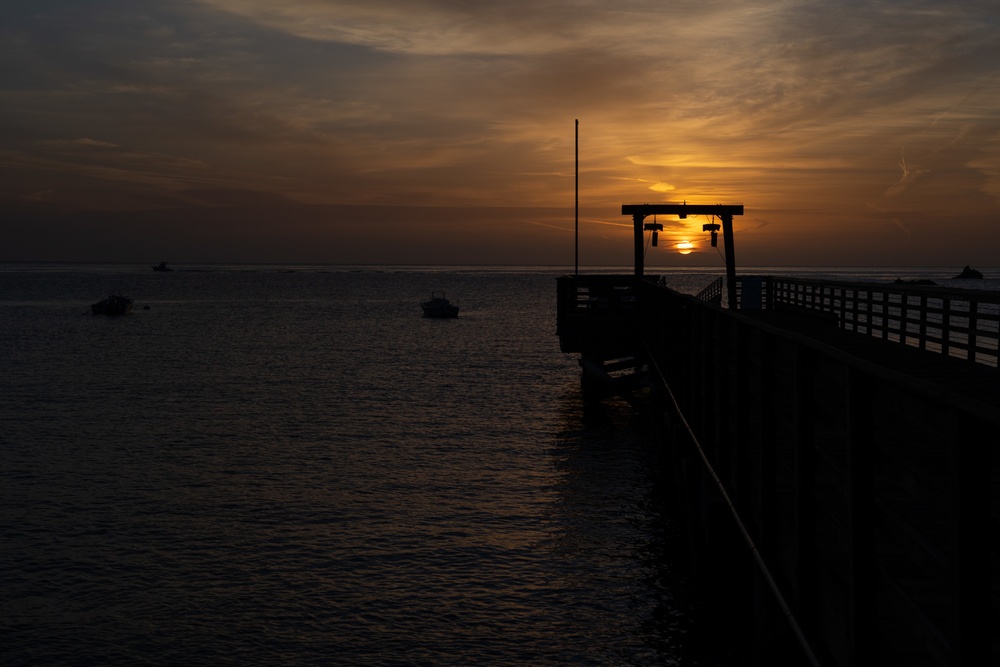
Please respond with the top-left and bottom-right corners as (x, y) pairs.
(642, 339), (824, 667)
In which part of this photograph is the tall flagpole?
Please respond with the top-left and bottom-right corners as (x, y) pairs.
(575, 119), (579, 276)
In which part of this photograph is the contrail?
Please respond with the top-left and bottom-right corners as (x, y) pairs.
(926, 70), (1000, 130)
(884, 146), (928, 198)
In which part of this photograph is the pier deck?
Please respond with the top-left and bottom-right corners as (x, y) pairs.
(557, 273), (999, 667)
(741, 306), (1000, 411)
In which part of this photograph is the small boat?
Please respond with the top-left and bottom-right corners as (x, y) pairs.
(91, 292), (134, 316)
(421, 292), (459, 318)
(152, 262), (173, 272)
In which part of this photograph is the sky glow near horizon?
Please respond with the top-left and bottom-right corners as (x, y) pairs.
(2, 0), (1000, 266)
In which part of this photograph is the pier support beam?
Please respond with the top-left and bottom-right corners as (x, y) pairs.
(720, 213), (737, 310)
(631, 212), (645, 278)
(622, 203), (744, 308)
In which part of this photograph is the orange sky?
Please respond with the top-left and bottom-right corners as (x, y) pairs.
(3, 1), (1000, 266)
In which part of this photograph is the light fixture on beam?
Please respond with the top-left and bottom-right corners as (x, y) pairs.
(703, 222), (721, 247)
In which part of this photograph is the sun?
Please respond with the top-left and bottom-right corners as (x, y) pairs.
(676, 241), (694, 255)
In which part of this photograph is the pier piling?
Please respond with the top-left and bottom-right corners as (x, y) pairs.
(557, 273), (1000, 666)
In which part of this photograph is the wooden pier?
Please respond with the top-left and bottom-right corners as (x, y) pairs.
(557, 273), (999, 666)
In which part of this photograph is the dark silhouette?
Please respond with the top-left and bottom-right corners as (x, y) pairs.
(90, 292), (133, 315)
(152, 261), (173, 272)
(953, 265), (983, 279)
(558, 271), (1000, 665)
(421, 292), (459, 318)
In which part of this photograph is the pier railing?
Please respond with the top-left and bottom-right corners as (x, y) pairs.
(737, 277), (1000, 369)
(556, 274), (661, 355)
(695, 276), (723, 305)
(630, 279), (998, 666)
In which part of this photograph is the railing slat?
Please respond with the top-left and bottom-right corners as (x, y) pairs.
(741, 277), (1000, 369)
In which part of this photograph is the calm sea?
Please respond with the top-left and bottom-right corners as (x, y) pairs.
(1, 264), (994, 666)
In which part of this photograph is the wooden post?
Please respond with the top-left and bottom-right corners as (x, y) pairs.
(794, 345), (817, 621)
(968, 300), (978, 364)
(950, 411), (989, 665)
(866, 290), (874, 337)
(942, 296), (951, 356)
(633, 212), (645, 276)
(900, 294), (908, 345)
(918, 295), (928, 350)
(721, 213), (737, 309)
(848, 369), (877, 662)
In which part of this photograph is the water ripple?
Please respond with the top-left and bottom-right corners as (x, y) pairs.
(1, 267), (710, 666)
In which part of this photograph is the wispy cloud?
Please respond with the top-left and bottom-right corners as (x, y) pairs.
(3, 0), (1000, 263)
(884, 147), (930, 197)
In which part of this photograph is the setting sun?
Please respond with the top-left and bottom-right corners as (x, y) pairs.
(676, 241), (694, 255)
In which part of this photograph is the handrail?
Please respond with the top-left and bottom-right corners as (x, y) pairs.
(741, 277), (1000, 369)
(695, 277), (723, 304)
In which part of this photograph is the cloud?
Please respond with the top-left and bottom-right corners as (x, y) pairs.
(21, 190), (54, 202)
(197, 1), (686, 57)
(3, 0), (1000, 262)
(73, 138), (119, 148)
(884, 147), (930, 197)
(648, 182), (676, 193)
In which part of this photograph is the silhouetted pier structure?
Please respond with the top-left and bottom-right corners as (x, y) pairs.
(557, 204), (998, 666)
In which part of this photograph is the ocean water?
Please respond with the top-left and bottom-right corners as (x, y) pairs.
(2, 263), (995, 666)
(1, 264), (713, 667)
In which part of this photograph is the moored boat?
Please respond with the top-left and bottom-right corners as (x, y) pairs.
(91, 292), (134, 316)
(421, 292), (459, 318)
